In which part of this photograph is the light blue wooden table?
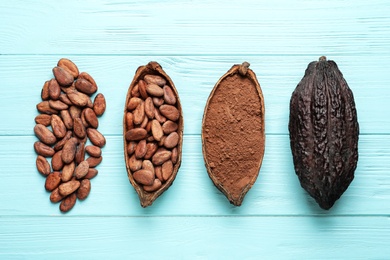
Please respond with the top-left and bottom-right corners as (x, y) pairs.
(1, 0), (390, 258)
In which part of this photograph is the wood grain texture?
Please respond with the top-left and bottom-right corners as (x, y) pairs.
(1, 0), (390, 258)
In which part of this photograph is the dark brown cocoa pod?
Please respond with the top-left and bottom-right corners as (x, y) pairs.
(288, 56), (359, 210)
(202, 62), (265, 206)
(124, 61), (183, 207)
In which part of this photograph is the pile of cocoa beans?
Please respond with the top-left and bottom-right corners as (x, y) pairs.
(34, 58), (106, 212)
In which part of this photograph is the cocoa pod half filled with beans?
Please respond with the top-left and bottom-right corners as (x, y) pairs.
(202, 62), (265, 206)
(289, 56), (359, 210)
(124, 61), (183, 207)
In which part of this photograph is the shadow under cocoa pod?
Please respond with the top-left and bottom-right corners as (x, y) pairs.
(124, 61), (184, 207)
(202, 62), (265, 206)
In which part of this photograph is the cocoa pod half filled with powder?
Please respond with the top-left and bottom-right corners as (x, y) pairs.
(289, 56), (359, 210)
(202, 62), (265, 206)
(124, 61), (183, 207)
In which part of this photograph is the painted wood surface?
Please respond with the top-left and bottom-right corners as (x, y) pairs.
(1, 0), (390, 258)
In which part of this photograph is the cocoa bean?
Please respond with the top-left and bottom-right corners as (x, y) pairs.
(78, 72), (97, 91)
(93, 93), (106, 116)
(125, 128), (148, 141)
(85, 145), (101, 157)
(50, 188), (64, 203)
(125, 112), (134, 130)
(129, 154), (142, 172)
(75, 142), (85, 164)
(133, 169), (154, 185)
(69, 106), (82, 119)
(131, 83), (140, 97)
(75, 161), (89, 179)
(162, 120), (178, 135)
(62, 161), (75, 182)
(155, 166), (163, 182)
(60, 193), (77, 212)
(37, 101), (58, 115)
(84, 168), (98, 179)
(59, 93), (73, 106)
(59, 180), (80, 196)
(36, 155), (51, 176)
(61, 137), (78, 164)
(45, 172), (61, 191)
(41, 80), (50, 100)
(140, 116), (148, 129)
(87, 128), (106, 147)
(81, 109), (89, 128)
(138, 80), (149, 99)
(159, 105), (179, 121)
(77, 179), (91, 200)
(84, 108), (98, 128)
(152, 97), (164, 107)
(51, 115), (67, 139)
(144, 97), (155, 119)
(86, 156), (102, 168)
(53, 66), (74, 86)
(143, 178), (162, 192)
(60, 110), (73, 130)
(48, 79), (61, 100)
(35, 114), (51, 126)
(151, 119), (163, 141)
(144, 74), (166, 86)
(75, 78), (97, 95)
(142, 160), (155, 175)
(133, 102), (145, 125)
(158, 136), (166, 147)
(34, 124), (57, 145)
(146, 83), (164, 97)
(162, 160), (173, 181)
(49, 100), (68, 111)
(144, 142), (158, 160)
(34, 141), (55, 157)
(57, 58), (79, 78)
(127, 97), (142, 111)
(67, 90), (90, 107)
(54, 131), (72, 151)
(135, 140), (147, 159)
(152, 150), (172, 165)
(73, 118), (86, 138)
(163, 85), (176, 105)
(127, 142), (136, 156)
(154, 108), (167, 124)
(164, 132), (179, 149)
(51, 150), (64, 171)
(171, 147), (178, 164)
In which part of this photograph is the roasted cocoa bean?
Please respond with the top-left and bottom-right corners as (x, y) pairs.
(144, 97), (155, 119)
(53, 66), (74, 86)
(86, 156), (102, 168)
(75, 161), (89, 179)
(133, 102), (145, 125)
(62, 137), (78, 164)
(133, 169), (154, 185)
(49, 100), (68, 111)
(143, 179), (162, 192)
(152, 97), (164, 107)
(34, 141), (55, 157)
(87, 128), (106, 147)
(163, 85), (176, 105)
(77, 179), (91, 200)
(57, 58), (79, 78)
(85, 145), (101, 158)
(51, 150), (64, 171)
(135, 140), (147, 159)
(127, 142), (136, 156)
(84, 168), (98, 179)
(37, 101), (58, 115)
(34, 124), (57, 145)
(73, 118), (86, 138)
(41, 80), (50, 100)
(75, 78), (97, 95)
(125, 128), (148, 141)
(36, 155), (51, 176)
(84, 108), (98, 128)
(62, 161), (75, 182)
(152, 150), (172, 166)
(78, 72), (97, 90)
(151, 119), (163, 141)
(129, 154), (142, 172)
(67, 90), (90, 107)
(127, 97), (143, 111)
(93, 93), (106, 116)
(60, 193), (77, 212)
(75, 142), (85, 164)
(35, 114), (52, 126)
(60, 110), (73, 130)
(54, 131), (72, 151)
(162, 160), (173, 181)
(125, 112), (134, 130)
(144, 74), (166, 86)
(45, 172), (61, 191)
(144, 142), (158, 160)
(159, 105), (179, 121)
(164, 132), (179, 149)
(138, 80), (149, 99)
(162, 120), (178, 135)
(48, 79), (61, 100)
(59, 180), (80, 197)
(50, 188), (64, 203)
(51, 115), (67, 139)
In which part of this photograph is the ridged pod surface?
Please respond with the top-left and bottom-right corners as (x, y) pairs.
(289, 56), (359, 210)
(202, 62), (265, 206)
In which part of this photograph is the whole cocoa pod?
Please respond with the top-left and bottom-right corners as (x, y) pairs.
(288, 56), (359, 210)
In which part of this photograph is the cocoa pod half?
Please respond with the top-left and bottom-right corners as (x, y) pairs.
(124, 61), (183, 207)
(202, 62), (265, 206)
(288, 56), (359, 210)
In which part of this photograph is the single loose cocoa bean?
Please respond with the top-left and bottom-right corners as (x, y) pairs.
(133, 102), (145, 125)
(37, 101), (58, 115)
(67, 90), (90, 107)
(86, 156), (102, 168)
(146, 83), (164, 97)
(93, 93), (106, 116)
(51, 150), (64, 171)
(162, 160), (173, 181)
(50, 188), (64, 203)
(51, 114), (67, 139)
(77, 179), (91, 200)
(87, 128), (106, 147)
(62, 161), (75, 182)
(34, 124), (57, 145)
(144, 142), (158, 160)
(162, 120), (178, 135)
(84, 168), (98, 179)
(144, 97), (155, 119)
(45, 172), (61, 191)
(60, 193), (77, 212)
(135, 140), (147, 159)
(84, 108), (98, 128)
(57, 58), (79, 78)
(60, 110), (73, 130)
(75, 78), (97, 95)
(59, 180), (81, 196)
(129, 154), (142, 172)
(49, 100), (68, 111)
(59, 93), (73, 106)
(75, 142), (85, 164)
(35, 114), (52, 126)
(36, 155), (51, 176)
(61, 137), (78, 164)
(152, 150), (172, 165)
(151, 119), (163, 141)
(78, 72), (97, 91)
(34, 141), (55, 157)
(53, 66), (74, 86)
(125, 128), (148, 141)
(73, 118), (86, 139)
(163, 85), (176, 105)
(75, 161), (89, 179)
(133, 169), (154, 185)
(164, 132), (179, 149)
(144, 74), (166, 86)
(159, 104), (179, 121)
(48, 79), (61, 100)
(85, 145), (101, 158)
(127, 97), (143, 111)
(69, 106), (82, 119)
(81, 109), (89, 128)
(54, 131), (72, 151)
(41, 80), (50, 100)
(143, 178), (162, 192)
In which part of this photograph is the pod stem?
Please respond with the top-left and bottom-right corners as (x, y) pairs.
(319, 56), (327, 61)
(238, 61), (250, 76)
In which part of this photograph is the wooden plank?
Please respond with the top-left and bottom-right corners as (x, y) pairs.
(1, 135), (389, 216)
(0, 216), (388, 258)
(0, 55), (387, 135)
(0, 0), (389, 55)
